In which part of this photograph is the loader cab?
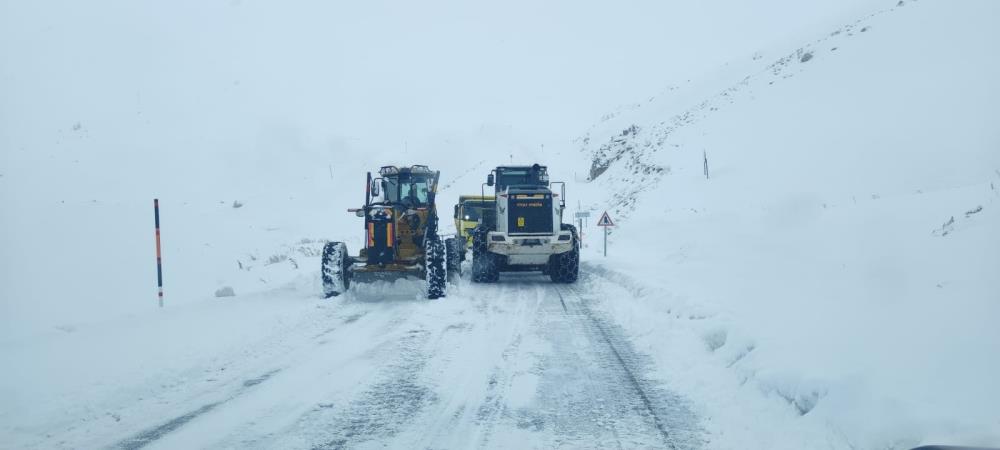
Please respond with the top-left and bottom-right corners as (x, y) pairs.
(490, 164), (549, 193)
(483, 163), (565, 235)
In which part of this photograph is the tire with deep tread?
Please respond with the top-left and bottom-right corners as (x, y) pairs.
(549, 225), (579, 283)
(321, 242), (351, 297)
(471, 228), (500, 283)
(426, 235), (447, 299)
(445, 237), (462, 281)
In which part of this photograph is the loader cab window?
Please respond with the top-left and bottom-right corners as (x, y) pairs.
(495, 167), (548, 192)
(382, 175), (430, 206)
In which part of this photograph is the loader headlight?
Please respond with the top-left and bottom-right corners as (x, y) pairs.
(464, 215), (470, 220)
(557, 234), (571, 241)
(491, 235), (506, 242)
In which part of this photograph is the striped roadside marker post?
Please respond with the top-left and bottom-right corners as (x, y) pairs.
(154, 199), (163, 307)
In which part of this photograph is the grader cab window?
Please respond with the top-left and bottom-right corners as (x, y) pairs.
(381, 176), (431, 205)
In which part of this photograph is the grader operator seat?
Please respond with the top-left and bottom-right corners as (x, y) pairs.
(378, 170), (431, 207)
(373, 166), (436, 249)
(401, 182), (430, 207)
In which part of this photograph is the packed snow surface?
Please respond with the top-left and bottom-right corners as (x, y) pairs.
(2, 0), (999, 449)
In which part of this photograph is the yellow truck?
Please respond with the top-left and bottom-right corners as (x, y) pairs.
(453, 195), (496, 251)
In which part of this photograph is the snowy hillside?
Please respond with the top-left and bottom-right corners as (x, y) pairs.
(1, 0), (998, 449)
(573, 0), (1000, 447)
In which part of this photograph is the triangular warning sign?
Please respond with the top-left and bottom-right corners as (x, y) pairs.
(597, 211), (615, 227)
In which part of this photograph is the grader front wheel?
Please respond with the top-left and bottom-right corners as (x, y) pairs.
(321, 242), (351, 297)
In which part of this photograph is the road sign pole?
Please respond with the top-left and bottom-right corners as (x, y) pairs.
(574, 210), (591, 248)
(596, 210), (614, 257)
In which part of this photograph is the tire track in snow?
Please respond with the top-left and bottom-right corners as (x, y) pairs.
(386, 275), (701, 449)
(109, 295), (414, 450)
(553, 285), (702, 450)
(556, 286), (672, 445)
(113, 369), (282, 450)
(107, 299), (367, 449)
(267, 294), (455, 449)
(118, 272), (699, 449)
(309, 329), (436, 450)
(376, 279), (547, 449)
(471, 281), (547, 447)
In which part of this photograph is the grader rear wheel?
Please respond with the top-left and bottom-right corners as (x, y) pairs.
(445, 237), (462, 281)
(426, 236), (447, 299)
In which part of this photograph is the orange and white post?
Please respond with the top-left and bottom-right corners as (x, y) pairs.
(154, 199), (163, 307)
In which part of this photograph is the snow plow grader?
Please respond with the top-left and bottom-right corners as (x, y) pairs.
(321, 165), (458, 299)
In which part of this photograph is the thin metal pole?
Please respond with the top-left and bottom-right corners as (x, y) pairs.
(154, 199), (163, 307)
(578, 201), (583, 246)
(603, 226), (607, 257)
(703, 149), (710, 180)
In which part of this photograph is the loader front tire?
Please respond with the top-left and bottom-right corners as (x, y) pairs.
(549, 227), (579, 283)
(471, 230), (500, 283)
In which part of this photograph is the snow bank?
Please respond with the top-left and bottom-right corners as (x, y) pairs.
(572, 0), (1000, 447)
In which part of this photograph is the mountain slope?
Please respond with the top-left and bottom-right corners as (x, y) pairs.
(571, 0), (1000, 448)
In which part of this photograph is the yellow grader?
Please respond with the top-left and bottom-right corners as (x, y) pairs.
(321, 165), (459, 299)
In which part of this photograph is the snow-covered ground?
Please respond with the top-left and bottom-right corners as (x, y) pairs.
(2, 0), (999, 448)
(574, 0), (1000, 447)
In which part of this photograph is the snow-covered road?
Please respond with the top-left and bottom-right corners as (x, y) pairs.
(41, 270), (702, 450)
